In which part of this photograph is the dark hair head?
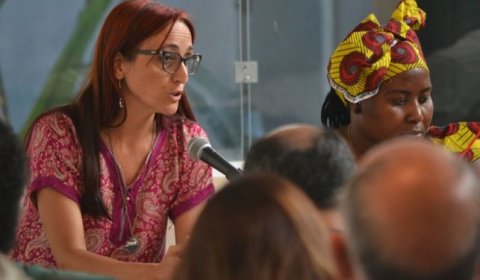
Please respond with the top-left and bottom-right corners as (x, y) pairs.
(321, 88), (351, 128)
(176, 173), (336, 280)
(244, 126), (355, 209)
(0, 121), (27, 253)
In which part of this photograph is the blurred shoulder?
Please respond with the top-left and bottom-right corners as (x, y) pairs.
(428, 122), (480, 163)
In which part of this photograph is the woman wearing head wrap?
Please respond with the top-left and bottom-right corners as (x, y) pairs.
(321, 0), (480, 163)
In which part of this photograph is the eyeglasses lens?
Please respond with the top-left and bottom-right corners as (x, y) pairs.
(160, 52), (200, 75)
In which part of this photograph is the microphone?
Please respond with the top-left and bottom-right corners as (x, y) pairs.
(188, 137), (241, 181)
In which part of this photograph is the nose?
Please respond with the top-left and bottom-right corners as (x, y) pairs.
(406, 101), (424, 123)
(171, 62), (189, 84)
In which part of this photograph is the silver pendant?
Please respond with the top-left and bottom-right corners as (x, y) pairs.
(124, 236), (140, 253)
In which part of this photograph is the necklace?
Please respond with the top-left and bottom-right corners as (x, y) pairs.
(106, 121), (157, 254)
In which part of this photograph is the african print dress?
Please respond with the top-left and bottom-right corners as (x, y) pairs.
(428, 122), (480, 163)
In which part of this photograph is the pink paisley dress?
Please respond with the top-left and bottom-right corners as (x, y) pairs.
(10, 112), (214, 267)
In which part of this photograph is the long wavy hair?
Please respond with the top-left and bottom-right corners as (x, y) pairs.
(25, 0), (197, 218)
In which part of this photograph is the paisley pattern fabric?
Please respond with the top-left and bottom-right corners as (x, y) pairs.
(428, 122), (480, 163)
(10, 112), (214, 267)
(327, 0), (429, 105)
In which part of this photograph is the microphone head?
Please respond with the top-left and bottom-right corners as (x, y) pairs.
(188, 137), (211, 161)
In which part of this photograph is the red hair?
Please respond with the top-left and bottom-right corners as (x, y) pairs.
(80, 0), (196, 127)
(27, 0), (198, 217)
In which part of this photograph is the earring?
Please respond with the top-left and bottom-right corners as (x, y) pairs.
(118, 79), (122, 89)
(119, 97), (124, 109)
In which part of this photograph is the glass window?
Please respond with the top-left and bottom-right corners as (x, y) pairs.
(1, 0), (478, 161)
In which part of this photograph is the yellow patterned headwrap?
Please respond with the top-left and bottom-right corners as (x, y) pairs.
(327, 0), (429, 105)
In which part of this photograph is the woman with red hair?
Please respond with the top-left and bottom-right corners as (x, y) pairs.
(11, 1), (213, 279)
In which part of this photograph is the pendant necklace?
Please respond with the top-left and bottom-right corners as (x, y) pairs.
(107, 122), (156, 254)
(122, 213), (140, 253)
(111, 146), (141, 254)
(119, 180), (140, 254)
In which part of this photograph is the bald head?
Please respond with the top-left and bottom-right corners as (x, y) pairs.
(264, 124), (323, 150)
(244, 124), (355, 209)
(342, 137), (480, 280)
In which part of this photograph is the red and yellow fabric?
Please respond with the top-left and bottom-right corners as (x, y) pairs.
(428, 122), (480, 163)
(328, 0), (429, 105)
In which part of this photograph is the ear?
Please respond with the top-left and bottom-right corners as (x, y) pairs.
(114, 52), (126, 80)
(331, 231), (355, 280)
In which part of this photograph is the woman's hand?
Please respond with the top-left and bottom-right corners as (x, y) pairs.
(37, 187), (183, 280)
(154, 243), (185, 280)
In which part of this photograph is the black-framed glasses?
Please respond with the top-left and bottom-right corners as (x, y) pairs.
(135, 50), (202, 75)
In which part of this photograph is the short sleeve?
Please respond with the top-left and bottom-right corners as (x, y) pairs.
(428, 122), (480, 163)
(169, 120), (214, 219)
(28, 112), (82, 204)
